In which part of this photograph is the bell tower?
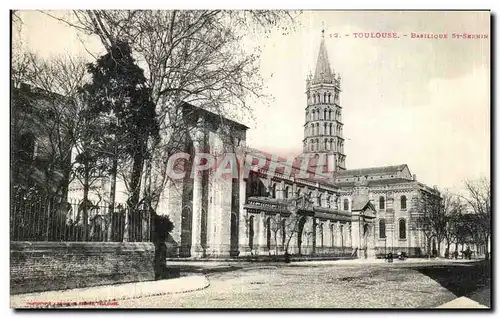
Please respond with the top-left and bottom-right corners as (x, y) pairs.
(303, 29), (346, 171)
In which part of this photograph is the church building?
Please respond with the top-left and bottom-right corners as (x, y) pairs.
(156, 31), (442, 259)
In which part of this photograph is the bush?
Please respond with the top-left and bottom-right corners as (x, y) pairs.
(152, 213), (174, 243)
(150, 212), (174, 280)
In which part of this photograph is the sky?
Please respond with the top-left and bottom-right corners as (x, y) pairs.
(13, 10), (491, 193)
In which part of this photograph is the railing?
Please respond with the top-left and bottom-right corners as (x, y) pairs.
(10, 196), (151, 242)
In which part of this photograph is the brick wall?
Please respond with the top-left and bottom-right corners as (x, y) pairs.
(10, 241), (155, 295)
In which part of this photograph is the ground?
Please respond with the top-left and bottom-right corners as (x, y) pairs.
(117, 259), (491, 308)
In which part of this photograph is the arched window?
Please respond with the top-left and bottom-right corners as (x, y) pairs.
(316, 123), (319, 135)
(329, 123), (333, 135)
(324, 92), (327, 103)
(379, 196), (385, 210)
(329, 110), (332, 120)
(311, 139), (315, 151)
(329, 139), (333, 151)
(324, 139), (328, 150)
(310, 124), (314, 136)
(313, 95), (316, 104)
(343, 199), (349, 211)
(324, 122), (327, 135)
(399, 219), (407, 239)
(379, 219), (386, 239)
(328, 93), (331, 104)
(324, 109), (327, 119)
(297, 188), (302, 197)
(272, 183), (277, 198)
(318, 193), (322, 207)
(401, 195), (407, 210)
(284, 186), (289, 199)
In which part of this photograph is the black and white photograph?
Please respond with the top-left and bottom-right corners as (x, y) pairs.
(8, 8), (491, 309)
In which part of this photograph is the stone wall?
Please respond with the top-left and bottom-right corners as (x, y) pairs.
(10, 242), (155, 295)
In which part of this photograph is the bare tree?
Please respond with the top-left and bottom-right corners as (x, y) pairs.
(45, 10), (299, 214)
(269, 195), (314, 257)
(11, 48), (92, 240)
(441, 192), (467, 256)
(462, 178), (491, 259)
(11, 50), (89, 200)
(414, 190), (442, 258)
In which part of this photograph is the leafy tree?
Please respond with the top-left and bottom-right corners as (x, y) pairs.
(80, 41), (159, 233)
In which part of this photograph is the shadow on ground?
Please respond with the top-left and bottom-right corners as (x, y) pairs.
(413, 260), (491, 307)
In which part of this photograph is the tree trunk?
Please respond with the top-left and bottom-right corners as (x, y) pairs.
(484, 235), (490, 260)
(107, 157), (117, 241)
(274, 232), (279, 256)
(437, 239), (442, 258)
(426, 236), (431, 259)
(127, 150), (144, 212)
(82, 170), (90, 241)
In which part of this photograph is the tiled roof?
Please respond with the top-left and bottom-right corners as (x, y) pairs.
(334, 178), (415, 189)
(333, 164), (408, 177)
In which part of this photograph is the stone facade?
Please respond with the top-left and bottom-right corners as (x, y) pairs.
(66, 33), (441, 260)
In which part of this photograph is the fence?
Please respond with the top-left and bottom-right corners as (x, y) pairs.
(10, 196), (151, 242)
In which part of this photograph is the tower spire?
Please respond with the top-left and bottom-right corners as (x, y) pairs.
(313, 29), (333, 83)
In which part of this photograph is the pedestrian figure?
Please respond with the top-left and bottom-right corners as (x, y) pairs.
(465, 248), (472, 260)
(387, 252), (393, 263)
(284, 251), (291, 263)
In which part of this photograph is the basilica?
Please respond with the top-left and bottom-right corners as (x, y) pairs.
(156, 32), (442, 259)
